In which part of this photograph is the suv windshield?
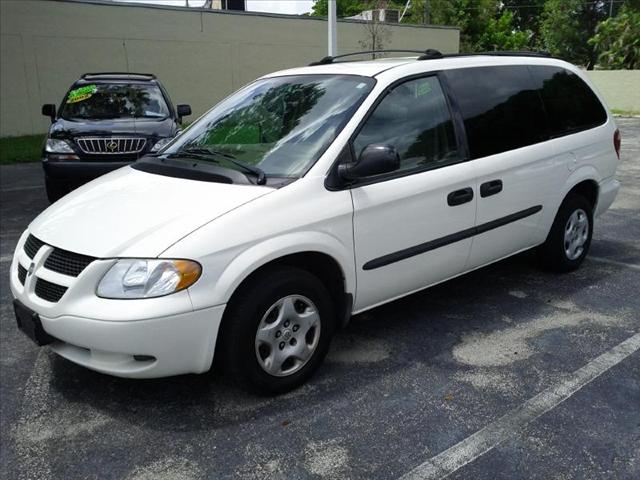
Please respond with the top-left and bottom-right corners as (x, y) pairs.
(61, 83), (170, 120)
(162, 74), (375, 178)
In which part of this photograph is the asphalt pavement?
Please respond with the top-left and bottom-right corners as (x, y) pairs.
(1, 118), (639, 479)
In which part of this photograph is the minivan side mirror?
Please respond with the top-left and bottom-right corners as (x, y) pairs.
(339, 144), (400, 181)
(42, 104), (56, 123)
(176, 104), (192, 122)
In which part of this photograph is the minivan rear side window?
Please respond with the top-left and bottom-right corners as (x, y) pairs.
(528, 66), (607, 137)
(443, 65), (547, 160)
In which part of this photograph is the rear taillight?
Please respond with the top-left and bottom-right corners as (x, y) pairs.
(614, 129), (621, 160)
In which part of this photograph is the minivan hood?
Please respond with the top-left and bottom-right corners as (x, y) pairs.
(29, 167), (273, 258)
(50, 117), (175, 138)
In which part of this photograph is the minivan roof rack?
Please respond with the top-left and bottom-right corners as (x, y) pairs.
(309, 49), (443, 65)
(449, 51), (552, 58)
(81, 72), (157, 80)
(308, 49), (552, 66)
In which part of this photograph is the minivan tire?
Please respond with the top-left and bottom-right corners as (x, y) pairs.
(538, 193), (593, 272)
(217, 266), (336, 394)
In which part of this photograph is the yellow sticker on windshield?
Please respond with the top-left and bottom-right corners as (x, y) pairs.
(67, 84), (97, 104)
(416, 81), (432, 97)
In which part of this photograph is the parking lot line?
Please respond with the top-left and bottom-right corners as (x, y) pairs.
(399, 332), (640, 480)
(0, 185), (42, 193)
(588, 256), (640, 271)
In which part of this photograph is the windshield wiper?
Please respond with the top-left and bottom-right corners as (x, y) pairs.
(170, 147), (267, 185)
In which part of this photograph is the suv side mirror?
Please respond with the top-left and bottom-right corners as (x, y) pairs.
(176, 104), (191, 121)
(339, 144), (400, 180)
(42, 104), (56, 123)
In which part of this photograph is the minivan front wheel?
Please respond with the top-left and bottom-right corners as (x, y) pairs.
(218, 266), (335, 394)
(538, 193), (593, 272)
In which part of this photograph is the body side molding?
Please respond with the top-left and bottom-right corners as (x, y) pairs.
(362, 205), (542, 270)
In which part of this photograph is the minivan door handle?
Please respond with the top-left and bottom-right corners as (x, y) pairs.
(480, 179), (503, 198)
(447, 187), (474, 206)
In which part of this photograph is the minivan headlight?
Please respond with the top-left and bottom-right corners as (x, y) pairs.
(45, 138), (74, 154)
(97, 259), (201, 299)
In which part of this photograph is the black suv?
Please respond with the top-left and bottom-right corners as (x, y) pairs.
(41, 73), (191, 202)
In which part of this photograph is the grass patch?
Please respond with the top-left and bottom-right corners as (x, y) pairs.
(612, 108), (640, 117)
(0, 134), (45, 165)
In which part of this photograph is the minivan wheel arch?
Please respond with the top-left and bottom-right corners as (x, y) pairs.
(222, 251), (351, 329)
(567, 179), (599, 211)
(213, 252), (352, 371)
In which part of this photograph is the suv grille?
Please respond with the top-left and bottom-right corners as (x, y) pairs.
(76, 137), (146, 154)
(44, 248), (95, 277)
(17, 264), (27, 285)
(35, 278), (68, 303)
(24, 234), (45, 259)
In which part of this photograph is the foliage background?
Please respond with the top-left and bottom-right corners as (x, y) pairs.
(310, 0), (640, 69)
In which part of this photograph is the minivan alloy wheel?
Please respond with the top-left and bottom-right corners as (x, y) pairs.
(254, 295), (321, 377)
(564, 208), (589, 260)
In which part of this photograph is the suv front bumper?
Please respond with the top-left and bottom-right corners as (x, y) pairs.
(43, 158), (131, 189)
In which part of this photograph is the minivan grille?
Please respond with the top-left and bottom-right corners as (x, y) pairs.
(44, 248), (95, 277)
(35, 278), (68, 303)
(17, 264), (27, 285)
(24, 235), (45, 259)
(75, 137), (146, 154)
(19, 233), (97, 302)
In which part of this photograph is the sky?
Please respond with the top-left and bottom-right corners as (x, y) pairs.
(116, 0), (315, 15)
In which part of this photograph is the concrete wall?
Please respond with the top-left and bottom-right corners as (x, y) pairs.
(586, 70), (640, 113)
(0, 0), (459, 137)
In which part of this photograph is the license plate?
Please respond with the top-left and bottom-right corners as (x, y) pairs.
(13, 299), (55, 346)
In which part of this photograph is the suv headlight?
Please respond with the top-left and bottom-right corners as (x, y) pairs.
(97, 259), (201, 299)
(45, 138), (74, 154)
(150, 137), (174, 153)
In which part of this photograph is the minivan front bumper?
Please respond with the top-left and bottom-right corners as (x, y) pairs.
(42, 305), (225, 378)
(10, 232), (225, 378)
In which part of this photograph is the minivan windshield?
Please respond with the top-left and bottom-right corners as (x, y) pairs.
(60, 83), (170, 120)
(162, 74), (375, 178)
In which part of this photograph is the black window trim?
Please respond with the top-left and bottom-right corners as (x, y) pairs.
(325, 71), (470, 191)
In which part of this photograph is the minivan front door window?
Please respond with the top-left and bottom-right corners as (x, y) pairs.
(352, 76), (461, 174)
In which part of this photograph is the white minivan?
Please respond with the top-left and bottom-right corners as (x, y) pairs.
(11, 51), (621, 393)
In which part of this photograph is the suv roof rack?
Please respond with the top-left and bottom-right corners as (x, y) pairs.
(309, 49), (551, 66)
(81, 72), (157, 80)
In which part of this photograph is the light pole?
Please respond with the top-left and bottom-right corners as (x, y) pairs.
(328, 0), (337, 56)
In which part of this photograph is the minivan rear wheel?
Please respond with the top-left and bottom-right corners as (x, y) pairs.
(217, 266), (335, 394)
(538, 193), (593, 272)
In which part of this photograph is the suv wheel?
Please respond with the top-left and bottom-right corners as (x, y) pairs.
(538, 193), (593, 272)
(217, 266), (335, 394)
(45, 176), (68, 203)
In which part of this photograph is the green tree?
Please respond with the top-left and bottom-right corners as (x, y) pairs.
(310, 0), (405, 17)
(500, 0), (545, 42)
(588, 5), (640, 69)
(402, 0), (509, 52)
(476, 10), (531, 51)
(539, 0), (620, 69)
